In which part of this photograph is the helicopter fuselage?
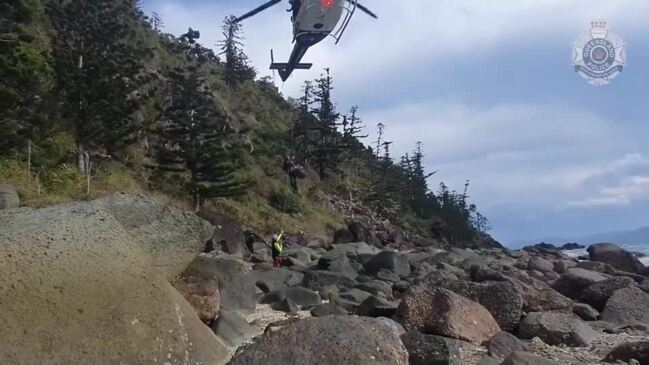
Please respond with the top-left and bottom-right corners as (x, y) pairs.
(293, 0), (344, 39)
(272, 0), (345, 81)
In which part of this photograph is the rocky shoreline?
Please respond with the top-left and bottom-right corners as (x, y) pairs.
(1, 193), (648, 364)
(186, 214), (649, 364)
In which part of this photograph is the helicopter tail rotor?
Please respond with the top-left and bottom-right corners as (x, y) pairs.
(235, 0), (283, 22)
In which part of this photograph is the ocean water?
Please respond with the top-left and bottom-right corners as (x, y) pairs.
(564, 243), (649, 266)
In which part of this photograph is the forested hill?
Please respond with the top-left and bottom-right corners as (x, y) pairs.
(0, 0), (496, 247)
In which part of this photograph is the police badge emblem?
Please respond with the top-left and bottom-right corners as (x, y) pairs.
(572, 21), (626, 86)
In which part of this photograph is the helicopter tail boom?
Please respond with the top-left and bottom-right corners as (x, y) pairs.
(270, 63), (313, 70)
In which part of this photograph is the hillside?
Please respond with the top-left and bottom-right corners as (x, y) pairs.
(0, 0), (494, 247)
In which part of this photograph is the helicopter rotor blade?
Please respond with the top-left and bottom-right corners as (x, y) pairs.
(350, 1), (378, 19)
(235, 0), (283, 22)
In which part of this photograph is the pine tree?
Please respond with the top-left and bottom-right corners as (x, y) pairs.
(150, 11), (164, 31)
(290, 80), (315, 162)
(219, 16), (255, 87)
(48, 0), (151, 170)
(309, 68), (344, 178)
(0, 0), (54, 157)
(154, 29), (247, 209)
(408, 141), (437, 217)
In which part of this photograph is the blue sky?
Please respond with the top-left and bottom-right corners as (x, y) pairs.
(142, 0), (649, 246)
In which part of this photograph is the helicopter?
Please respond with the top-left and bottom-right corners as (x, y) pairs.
(235, 0), (377, 81)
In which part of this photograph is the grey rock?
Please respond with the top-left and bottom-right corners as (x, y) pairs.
(261, 286), (321, 308)
(423, 278), (524, 332)
(252, 268), (304, 293)
(486, 331), (528, 359)
(317, 254), (359, 280)
(355, 280), (393, 299)
(301, 270), (357, 292)
(347, 221), (371, 243)
(601, 286), (649, 325)
(551, 268), (607, 299)
(518, 311), (597, 347)
(553, 259), (577, 274)
(332, 227), (354, 244)
(270, 297), (299, 313)
(0, 184), (19, 209)
(211, 309), (262, 347)
(337, 287), (373, 304)
(0, 194), (227, 364)
(198, 209), (245, 257)
(572, 303), (600, 321)
(376, 269), (401, 282)
(588, 243), (646, 274)
(184, 256), (257, 313)
(357, 295), (398, 318)
(229, 316), (409, 365)
(364, 251), (411, 278)
(310, 303), (348, 317)
(579, 276), (636, 311)
(603, 341), (649, 364)
(528, 257), (554, 273)
(401, 331), (480, 365)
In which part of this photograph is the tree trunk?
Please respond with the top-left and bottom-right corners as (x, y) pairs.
(77, 143), (86, 172)
(194, 192), (200, 212)
(27, 140), (32, 179)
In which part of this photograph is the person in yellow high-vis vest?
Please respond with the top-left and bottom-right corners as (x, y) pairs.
(271, 231), (284, 268)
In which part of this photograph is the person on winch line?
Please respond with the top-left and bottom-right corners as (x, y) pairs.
(271, 231), (284, 268)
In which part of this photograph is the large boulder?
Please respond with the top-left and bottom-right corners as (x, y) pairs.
(0, 193), (229, 364)
(261, 287), (321, 308)
(603, 341), (649, 364)
(572, 303), (599, 321)
(184, 256), (257, 313)
(423, 276), (524, 332)
(333, 227), (354, 244)
(198, 209), (246, 257)
(486, 331), (528, 359)
(395, 287), (501, 344)
(528, 257), (554, 273)
(355, 280), (394, 299)
(364, 251), (411, 278)
(252, 268), (304, 293)
(600, 286), (649, 325)
(517, 312), (597, 347)
(357, 295), (398, 317)
(229, 316), (408, 365)
(347, 221), (371, 243)
(211, 309), (262, 348)
(173, 274), (220, 324)
(318, 254), (359, 280)
(588, 243), (646, 274)
(401, 331), (481, 365)
(551, 268), (607, 299)
(301, 270), (357, 294)
(521, 281), (574, 312)
(579, 276), (636, 311)
(0, 184), (19, 209)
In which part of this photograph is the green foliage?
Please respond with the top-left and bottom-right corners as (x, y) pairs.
(0, 0), (56, 156)
(219, 16), (255, 87)
(0, 159), (141, 207)
(48, 0), (152, 154)
(152, 29), (247, 208)
(270, 184), (302, 214)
